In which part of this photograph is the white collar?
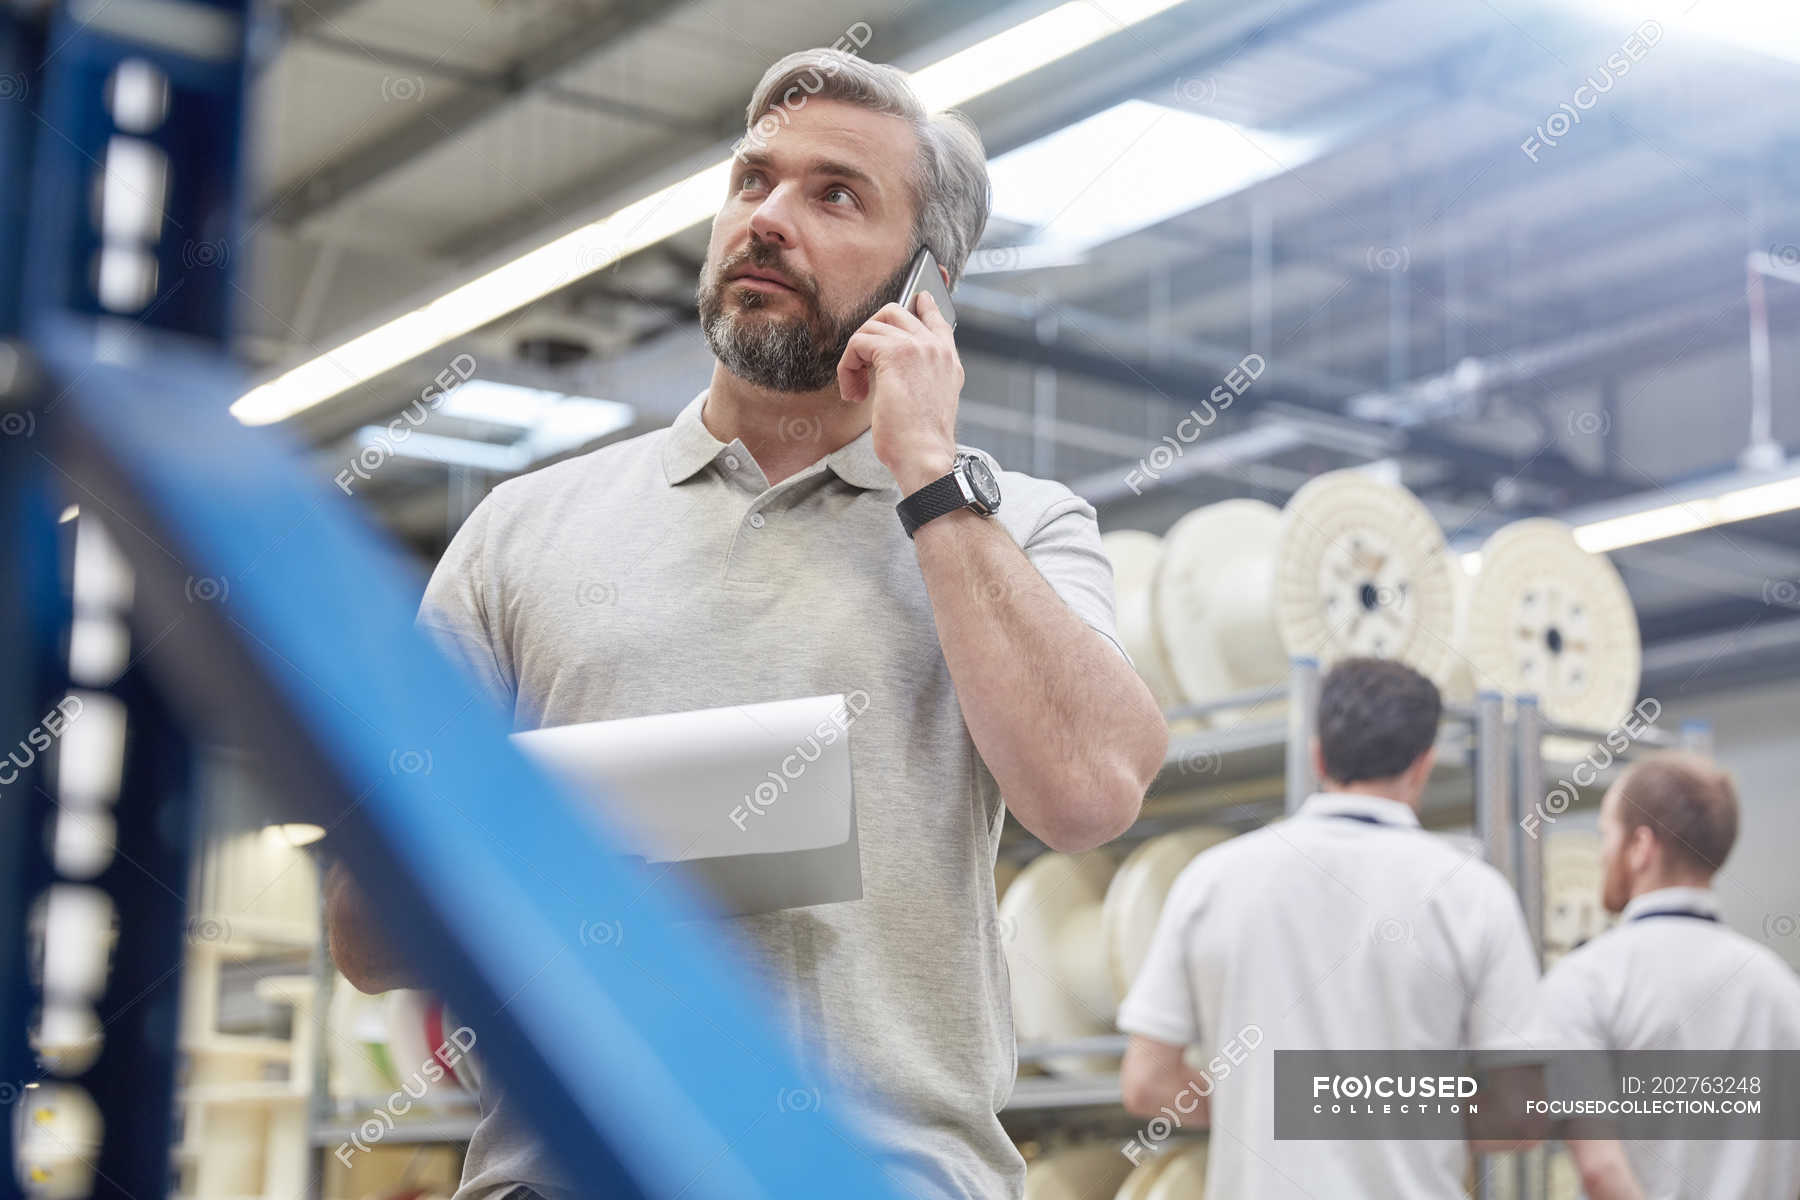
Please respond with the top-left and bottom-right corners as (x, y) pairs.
(1298, 792), (1421, 829)
(1621, 885), (1720, 922)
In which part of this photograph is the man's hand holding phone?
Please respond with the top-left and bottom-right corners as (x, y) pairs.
(839, 246), (964, 495)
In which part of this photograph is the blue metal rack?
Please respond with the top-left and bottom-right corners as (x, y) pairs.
(1, 4), (905, 1197)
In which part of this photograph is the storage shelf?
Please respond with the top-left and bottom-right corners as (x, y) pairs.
(309, 1111), (480, 1145)
(185, 913), (317, 957)
(1151, 718), (1474, 797)
(179, 1081), (306, 1104)
(1003, 1073), (1123, 1112)
(181, 1034), (294, 1059)
(1539, 717), (1682, 748)
(1015, 1034), (1127, 1065)
(993, 666), (1544, 1147)
(1001, 717), (1479, 861)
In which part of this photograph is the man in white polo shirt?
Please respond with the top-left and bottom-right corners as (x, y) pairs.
(1118, 657), (1543, 1198)
(324, 47), (1168, 1200)
(1536, 752), (1800, 1200)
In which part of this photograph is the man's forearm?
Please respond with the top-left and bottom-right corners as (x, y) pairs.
(910, 508), (1167, 852)
(1121, 1038), (1213, 1125)
(1566, 1136), (1645, 1200)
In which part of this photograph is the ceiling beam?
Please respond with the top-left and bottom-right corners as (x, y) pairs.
(262, 0), (676, 229)
(1145, 185), (1735, 340)
(434, 0), (1354, 262)
(1302, 257), (1783, 396)
(292, 28), (713, 134)
(1640, 611), (1800, 699)
(1070, 23), (1768, 332)
(948, 303), (1608, 501)
(1159, 159), (1800, 378)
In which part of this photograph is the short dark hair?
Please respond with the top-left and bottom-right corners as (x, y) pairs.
(1316, 658), (1442, 784)
(1615, 751), (1738, 875)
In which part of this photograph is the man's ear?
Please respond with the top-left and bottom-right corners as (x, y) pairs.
(1309, 738), (1326, 785)
(937, 262), (951, 290)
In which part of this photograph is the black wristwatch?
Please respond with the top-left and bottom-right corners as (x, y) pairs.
(896, 451), (1002, 538)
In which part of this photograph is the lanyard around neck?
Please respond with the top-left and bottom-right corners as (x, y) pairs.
(1328, 812), (1395, 828)
(1629, 908), (1720, 924)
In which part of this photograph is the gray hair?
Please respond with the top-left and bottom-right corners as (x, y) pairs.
(742, 48), (992, 290)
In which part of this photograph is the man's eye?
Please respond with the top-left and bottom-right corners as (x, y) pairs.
(824, 186), (856, 206)
(738, 171), (766, 191)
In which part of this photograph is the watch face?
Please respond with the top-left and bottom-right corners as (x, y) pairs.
(964, 456), (1001, 510)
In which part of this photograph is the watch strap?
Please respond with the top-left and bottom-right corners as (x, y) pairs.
(896, 467), (970, 538)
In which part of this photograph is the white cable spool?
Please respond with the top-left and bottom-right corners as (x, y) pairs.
(1102, 530), (1204, 733)
(1154, 500), (1288, 721)
(1102, 828), (1234, 1005)
(15, 1084), (101, 1200)
(1274, 470), (1460, 686)
(999, 852), (1119, 1073)
(1140, 1141), (1209, 1199)
(1115, 1145), (1184, 1200)
(1156, 476), (1459, 723)
(1025, 1143), (1135, 1200)
(1460, 518), (1641, 733)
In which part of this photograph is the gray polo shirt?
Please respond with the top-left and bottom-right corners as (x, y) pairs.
(418, 387), (1130, 1200)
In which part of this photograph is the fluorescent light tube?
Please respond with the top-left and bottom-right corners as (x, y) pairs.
(1577, 0), (1800, 65)
(987, 100), (1316, 254)
(1572, 474), (1800, 553)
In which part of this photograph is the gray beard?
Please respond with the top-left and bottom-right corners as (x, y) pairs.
(698, 256), (914, 393)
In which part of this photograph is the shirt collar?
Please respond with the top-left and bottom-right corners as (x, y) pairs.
(1621, 885), (1720, 922)
(660, 389), (727, 485)
(660, 388), (893, 491)
(1298, 791), (1422, 829)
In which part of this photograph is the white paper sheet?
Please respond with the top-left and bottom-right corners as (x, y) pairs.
(510, 693), (857, 865)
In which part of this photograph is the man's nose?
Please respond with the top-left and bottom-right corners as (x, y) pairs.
(748, 186), (799, 247)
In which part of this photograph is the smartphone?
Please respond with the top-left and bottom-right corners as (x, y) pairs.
(896, 246), (957, 329)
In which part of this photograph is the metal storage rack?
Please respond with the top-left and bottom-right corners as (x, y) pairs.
(998, 657), (1512, 1140)
(998, 657), (1709, 1200)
